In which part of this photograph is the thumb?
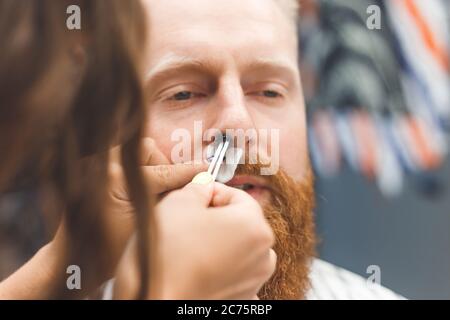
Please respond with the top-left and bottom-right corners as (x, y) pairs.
(144, 163), (207, 195)
(178, 180), (215, 208)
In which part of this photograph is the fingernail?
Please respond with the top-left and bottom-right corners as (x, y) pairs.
(191, 172), (213, 185)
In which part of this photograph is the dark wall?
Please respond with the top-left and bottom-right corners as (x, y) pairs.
(315, 160), (450, 299)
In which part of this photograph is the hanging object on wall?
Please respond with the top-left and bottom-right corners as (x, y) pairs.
(301, 0), (450, 197)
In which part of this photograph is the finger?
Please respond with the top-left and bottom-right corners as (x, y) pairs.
(250, 249), (277, 298)
(232, 291), (260, 300)
(267, 249), (277, 279)
(162, 182), (214, 210)
(210, 182), (255, 207)
(143, 163), (208, 194)
(260, 249), (277, 283)
(109, 138), (169, 166)
(177, 182), (215, 207)
(109, 145), (122, 164)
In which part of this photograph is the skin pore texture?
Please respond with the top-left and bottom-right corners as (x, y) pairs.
(142, 0), (316, 299)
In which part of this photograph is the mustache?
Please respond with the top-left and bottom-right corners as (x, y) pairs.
(234, 162), (272, 175)
(233, 162), (314, 199)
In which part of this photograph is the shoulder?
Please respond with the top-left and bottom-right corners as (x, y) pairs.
(306, 259), (405, 300)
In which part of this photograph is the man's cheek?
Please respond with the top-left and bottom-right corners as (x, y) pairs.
(159, 132), (198, 164)
(157, 139), (182, 164)
(278, 129), (308, 181)
(143, 126), (175, 162)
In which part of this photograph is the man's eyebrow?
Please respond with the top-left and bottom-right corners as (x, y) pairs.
(145, 55), (299, 86)
(146, 54), (221, 83)
(242, 57), (299, 80)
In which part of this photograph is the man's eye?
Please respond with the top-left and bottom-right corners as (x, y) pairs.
(262, 90), (282, 98)
(172, 91), (193, 101)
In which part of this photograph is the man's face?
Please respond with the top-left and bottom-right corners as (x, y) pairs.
(142, 0), (315, 299)
(143, 0), (309, 185)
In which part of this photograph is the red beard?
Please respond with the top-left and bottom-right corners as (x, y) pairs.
(234, 164), (316, 300)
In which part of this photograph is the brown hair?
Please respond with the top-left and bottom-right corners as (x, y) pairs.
(0, 0), (152, 298)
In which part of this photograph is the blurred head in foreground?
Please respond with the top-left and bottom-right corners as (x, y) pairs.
(0, 0), (150, 296)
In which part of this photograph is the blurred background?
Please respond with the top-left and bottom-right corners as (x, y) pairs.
(300, 0), (450, 298)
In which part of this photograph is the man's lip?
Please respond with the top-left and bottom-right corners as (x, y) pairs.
(226, 175), (268, 189)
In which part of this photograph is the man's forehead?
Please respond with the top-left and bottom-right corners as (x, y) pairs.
(144, 1), (298, 73)
(144, 0), (297, 56)
(144, 0), (287, 25)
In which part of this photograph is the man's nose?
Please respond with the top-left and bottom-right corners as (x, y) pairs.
(210, 77), (255, 133)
